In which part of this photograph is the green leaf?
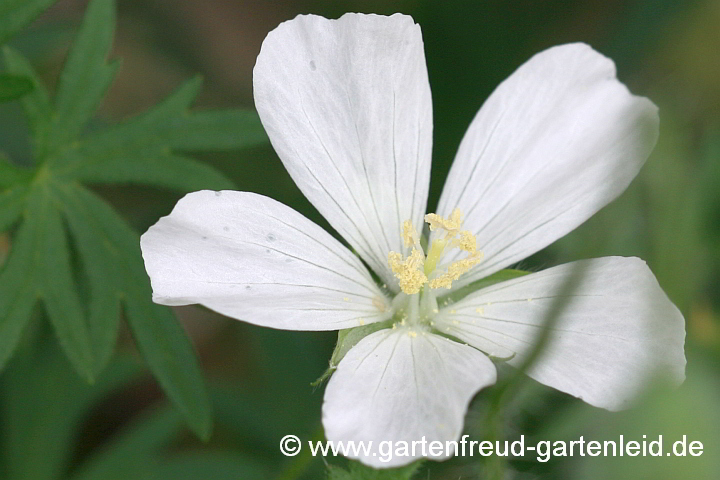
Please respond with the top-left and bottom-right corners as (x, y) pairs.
(57, 184), (212, 439)
(48, 0), (119, 154)
(70, 406), (268, 480)
(0, 73), (33, 102)
(50, 183), (118, 375)
(0, 183), (29, 231)
(66, 150), (235, 192)
(0, 0), (58, 45)
(2, 340), (141, 480)
(53, 76), (266, 190)
(0, 216), (37, 371)
(27, 187), (95, 381)
(147, 452), (268, 480)
(0, 155), (32, 189)
(0, 0), (266, 440)
(3, 46), (53, 156)
(0, 184), (96, 381)
(125, 291), (213, 441)
(69, 406), (184, 480)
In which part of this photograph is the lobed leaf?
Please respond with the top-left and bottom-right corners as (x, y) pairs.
(0, 0), (267, 439)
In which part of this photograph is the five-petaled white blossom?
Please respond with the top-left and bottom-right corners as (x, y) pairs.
(141, 13), (686, 468)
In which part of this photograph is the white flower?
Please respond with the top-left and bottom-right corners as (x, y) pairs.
(140, 13), (686, 468)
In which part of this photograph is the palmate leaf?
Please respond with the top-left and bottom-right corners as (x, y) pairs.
(0, 0), (267, 439)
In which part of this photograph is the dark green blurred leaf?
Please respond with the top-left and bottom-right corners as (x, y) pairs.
(0, 155), (32, 189)
(0, 212), (38, 371)
(70, 405), (267, 480)
(0, 73), (32, 102)
(0, 0), (58, 45)
(1, 341), (141, 480)
(69, 406), (184, 480)
(2, 45), (52, 155)
(148, 452), (268, 480)
(643, 111), (706, 312)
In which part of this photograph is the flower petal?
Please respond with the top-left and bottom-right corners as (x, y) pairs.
(254, 13), (433, 289)
(322, 328), (496, 467)
(435, 257), (686, 411)
(141, 191), (391, 331)
(436, 44), (659, 287)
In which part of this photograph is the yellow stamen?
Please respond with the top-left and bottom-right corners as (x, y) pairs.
(402, 220), (419, 248)
(388, 209), (483, 294)
(424, 208), (464, 235)
(452, 230), (477, 253)
(388, 248), (427, 295)
(428, 251), (484, 289)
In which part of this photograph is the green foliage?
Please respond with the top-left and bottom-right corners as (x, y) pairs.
(0, 0), (267, 439)
(0, 336), (271, 480)
(0, 0), (57, 103)
(68, 400), (268, 480)
(0, 0), (58, 45)
(1, 338), (142, 480)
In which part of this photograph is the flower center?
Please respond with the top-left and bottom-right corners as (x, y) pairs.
(387, 209), (483, 296)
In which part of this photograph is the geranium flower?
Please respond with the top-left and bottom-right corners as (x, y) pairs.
(140, 13), (686, 468)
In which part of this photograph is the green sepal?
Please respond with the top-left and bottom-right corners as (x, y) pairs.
(313, 319), (394, 386)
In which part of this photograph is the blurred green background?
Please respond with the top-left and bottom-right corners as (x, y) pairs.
(1, 0), (719, 479)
